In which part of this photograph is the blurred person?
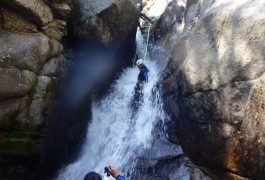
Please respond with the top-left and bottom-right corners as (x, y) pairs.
(84, 172), (102, 180)
(84, 165), (125, 180)
(107, 165), (125, 180)
(135, 1), (154, 24)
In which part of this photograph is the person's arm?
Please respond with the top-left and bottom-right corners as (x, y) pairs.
(139, 13), (153, 23)
(115, 175), (125, 180)
(107, 165), (125, 180)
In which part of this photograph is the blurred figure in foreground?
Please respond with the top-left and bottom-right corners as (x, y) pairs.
(84, 165), (125, 180)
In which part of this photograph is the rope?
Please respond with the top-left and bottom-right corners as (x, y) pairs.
(132, 46), (138, 68)
(133, 24), (152, 67)
(144, 24), (152, 63)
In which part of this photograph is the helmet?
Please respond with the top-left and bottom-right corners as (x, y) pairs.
(136, 59), (144, 66)
(136, 3), (142, 11)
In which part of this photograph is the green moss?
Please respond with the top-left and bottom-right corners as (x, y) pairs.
(0, 132), (42, 157)
(29, 77), (40, 99)
(0, 132), (33, 141)
(9, 137), (31, 143)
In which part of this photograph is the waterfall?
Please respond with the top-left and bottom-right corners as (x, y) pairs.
(56, 28), (175, 179)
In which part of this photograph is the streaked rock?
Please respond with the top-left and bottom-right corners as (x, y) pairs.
(0, 0), (54, 26)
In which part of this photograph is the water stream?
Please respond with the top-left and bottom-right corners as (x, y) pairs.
(56, 29), (177, 179)
(55, 0), (211, 178)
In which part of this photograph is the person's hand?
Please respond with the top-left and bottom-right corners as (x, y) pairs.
(107, 165), (120, 178)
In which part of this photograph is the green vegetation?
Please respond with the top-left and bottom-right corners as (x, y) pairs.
(29, 77), (40, 99)
(0, 132), (40, 157)
(9, 137), (31, 143)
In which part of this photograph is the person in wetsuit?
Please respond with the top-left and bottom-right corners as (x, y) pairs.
(132, 59), (149, 109)
(136, 59), (149, 88)
(135, 2), (154, 24)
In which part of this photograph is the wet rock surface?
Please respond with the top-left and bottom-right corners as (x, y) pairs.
(156, 0), (265, 179)
(130, 120), (210, 180)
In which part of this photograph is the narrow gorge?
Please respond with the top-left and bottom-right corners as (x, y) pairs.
(0, 0), (264, 180)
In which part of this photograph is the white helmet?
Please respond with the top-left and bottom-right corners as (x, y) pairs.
(136, 59), (144, 66)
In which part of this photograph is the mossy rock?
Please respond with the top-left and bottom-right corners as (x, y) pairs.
(0, 131), (41, 158)
(29, 77), (40, 99)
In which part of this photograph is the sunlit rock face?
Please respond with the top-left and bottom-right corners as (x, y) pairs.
(158, 0), (265, 178)
(69, 0), (139, 48)
(152, 0), (186, 52)
(143, 0), (175, 17)
(0, 0), (72, 178)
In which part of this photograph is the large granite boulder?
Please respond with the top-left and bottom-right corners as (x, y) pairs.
(48, 0), (72, 20)
(153, 0), (186, 51)
(0, 7), (38, 33)
(157, 0), (265, 179)
(0, 0), (72, 41)
(0, 0), (54, 26)
(240, 77), (265, 179)
(0, 32), (51, 73)
(70, 0), (139, 48)
(40, 55), (66, 77)
(0, 0), (73, 178)
(0, 69), (36, 100)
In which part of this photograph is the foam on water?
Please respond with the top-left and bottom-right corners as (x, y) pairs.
(57, 29), (168, 180)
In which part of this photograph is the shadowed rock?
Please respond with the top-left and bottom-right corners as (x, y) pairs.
(69, 0), (139, 48)
(155, 0), (265, 179)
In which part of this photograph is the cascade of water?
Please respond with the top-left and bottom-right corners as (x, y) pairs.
(56, 28), (170, 180)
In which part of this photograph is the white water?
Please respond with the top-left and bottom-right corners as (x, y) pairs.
(57, 30), (169, 180)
